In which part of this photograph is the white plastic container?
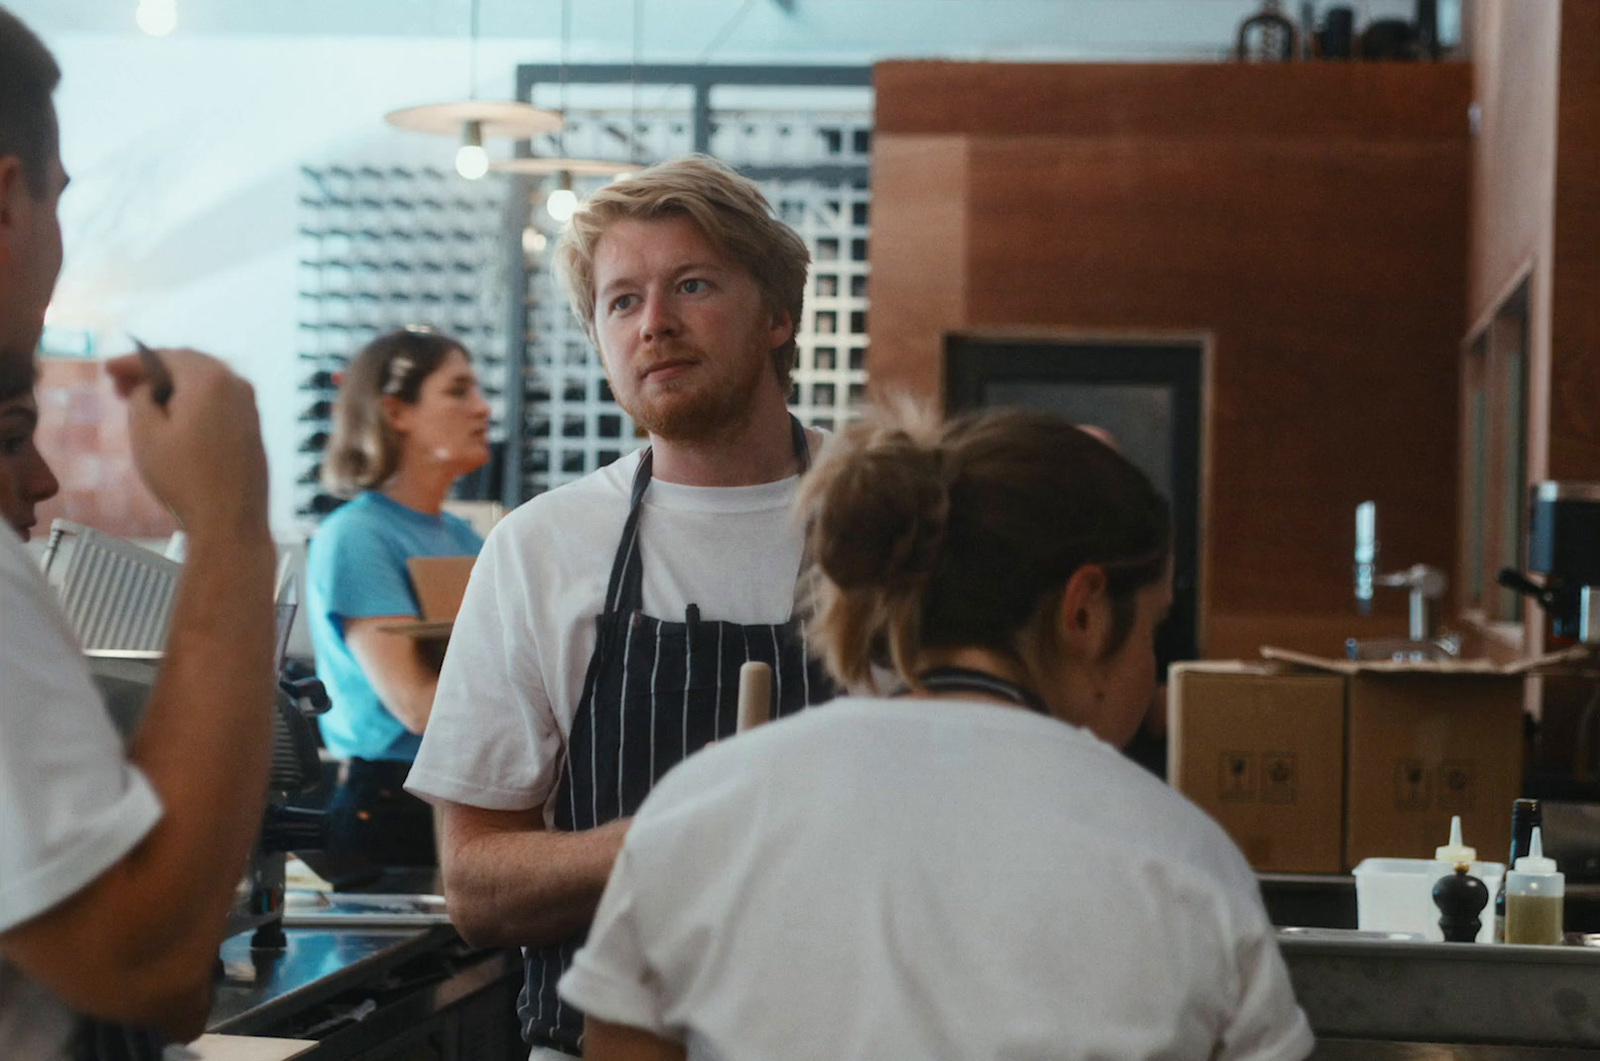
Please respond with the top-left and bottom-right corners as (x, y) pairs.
(1353, 858), (1505, 942)
(1352, 817), (1503, 943)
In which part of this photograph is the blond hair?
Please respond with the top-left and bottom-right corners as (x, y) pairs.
(554, 155), (810, 391)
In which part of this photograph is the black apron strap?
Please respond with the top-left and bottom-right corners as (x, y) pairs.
(602, 449), (656, 616)
(789, 413), (812, 473)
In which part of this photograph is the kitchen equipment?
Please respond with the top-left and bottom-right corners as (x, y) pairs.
(42, 519), (329, 946)
(1499, 481), (1600, 643)
(1349, 500), (1457, 660)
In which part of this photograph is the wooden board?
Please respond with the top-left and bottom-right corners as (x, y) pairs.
(179, 1035), (316, 1061)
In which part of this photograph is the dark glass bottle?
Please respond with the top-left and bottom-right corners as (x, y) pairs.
(1495, 798), (1542, 942)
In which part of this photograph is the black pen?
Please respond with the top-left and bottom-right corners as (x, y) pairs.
(130, 337), (174, 407)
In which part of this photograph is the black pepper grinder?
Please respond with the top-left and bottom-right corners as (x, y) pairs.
(1434, 862), (1490, 943)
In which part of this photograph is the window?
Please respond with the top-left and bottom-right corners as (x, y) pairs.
(1461, 278), (1529, 624)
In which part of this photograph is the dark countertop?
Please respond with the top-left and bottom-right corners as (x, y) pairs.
(209, 923), (460, 1035)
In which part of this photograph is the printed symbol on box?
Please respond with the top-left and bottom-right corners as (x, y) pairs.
(1261, 752), (1297, 805)
(1219, 751), (1256, 803)
(1437, 760), (1473, 813)
(1394, 759), (1430, 810)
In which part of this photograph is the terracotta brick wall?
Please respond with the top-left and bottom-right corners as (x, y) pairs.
(31, 358), (178, 541)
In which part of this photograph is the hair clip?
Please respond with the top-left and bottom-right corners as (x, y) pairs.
(382, 354), (416, 396)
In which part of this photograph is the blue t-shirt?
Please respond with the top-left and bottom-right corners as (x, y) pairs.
(306, 491), (483, 762)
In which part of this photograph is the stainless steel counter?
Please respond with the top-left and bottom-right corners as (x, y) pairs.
(1283, 932), (1600, 1057)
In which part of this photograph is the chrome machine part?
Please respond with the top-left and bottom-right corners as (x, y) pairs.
(1501, 481), (1600, 643)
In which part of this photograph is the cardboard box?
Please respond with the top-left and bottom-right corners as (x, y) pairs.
(379, 556), (476, 640)
(408, 556), (474, 621)
(1344, 672), (1523, 869)
(1168, 662), (1347, 873)
(1260, 647), (1583, 871)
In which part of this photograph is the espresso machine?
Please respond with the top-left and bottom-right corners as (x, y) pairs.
(1499, 482), (1600, 644)
(42, 521), (328, 946)
(1491, 483), (1600, 877)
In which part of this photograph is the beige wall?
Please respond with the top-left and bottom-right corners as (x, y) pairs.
(1466, 0), (1600, 668)
(1467, 0), (1559, 497)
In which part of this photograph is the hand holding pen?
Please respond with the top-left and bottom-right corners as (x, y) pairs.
(131, 336), (174, 407)
(104, 345), (268, 538)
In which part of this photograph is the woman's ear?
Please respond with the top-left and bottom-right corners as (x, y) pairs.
(380, 394), (410, 434)
(1057, 564), (1110, 661)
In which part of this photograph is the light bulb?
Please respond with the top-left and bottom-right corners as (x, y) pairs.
(546, 188), (579, 223)
(136, 0), (177, 36)
(455, 143), (489, 181)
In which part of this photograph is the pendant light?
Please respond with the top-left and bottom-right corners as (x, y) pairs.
(135, 0), (177, 36)
(489, 0), (643, 212)
(385, 0), (564, 180)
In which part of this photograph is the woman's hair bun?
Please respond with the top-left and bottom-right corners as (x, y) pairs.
(812, 426), (949, 592)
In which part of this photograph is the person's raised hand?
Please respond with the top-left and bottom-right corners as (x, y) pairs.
(105, 348), (268, 541)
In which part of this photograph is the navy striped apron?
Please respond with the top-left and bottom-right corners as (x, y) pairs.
(519, 416), (835, 1055)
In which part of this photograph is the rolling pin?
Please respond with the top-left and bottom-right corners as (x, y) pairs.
(736, 661), (773, 733)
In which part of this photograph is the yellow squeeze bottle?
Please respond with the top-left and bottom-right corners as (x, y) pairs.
(1503, 827), (1564, 946)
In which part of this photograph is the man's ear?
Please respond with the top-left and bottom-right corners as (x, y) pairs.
(1057, 564), (1110, 660)
(767, 308), (793, 351)
(0, 157), (25, 257)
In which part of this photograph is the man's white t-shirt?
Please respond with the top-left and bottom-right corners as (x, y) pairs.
(0, 530), (164, 1061)
(407, 447), (811, 820)
(560, 697), (1315, 1061)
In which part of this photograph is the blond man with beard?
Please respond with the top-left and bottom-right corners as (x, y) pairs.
(407, 156), (836, 1059)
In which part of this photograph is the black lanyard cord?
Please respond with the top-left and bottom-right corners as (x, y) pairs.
(899, 666), (1053, 717)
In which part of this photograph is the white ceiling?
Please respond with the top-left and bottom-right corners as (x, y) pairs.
(9, 0), (1428, 63)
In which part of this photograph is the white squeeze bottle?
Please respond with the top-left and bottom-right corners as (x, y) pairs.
(1503, 827), (1564, 946)
(1428, 816), (1482, 943)
(1432, 815), (1476, 876)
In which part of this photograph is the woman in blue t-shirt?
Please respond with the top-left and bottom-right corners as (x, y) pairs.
(306, 327), (490, 867)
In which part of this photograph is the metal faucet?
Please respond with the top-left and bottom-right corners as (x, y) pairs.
(1350, 501), (1457, 659)
(1375, 562), (1449, 642)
